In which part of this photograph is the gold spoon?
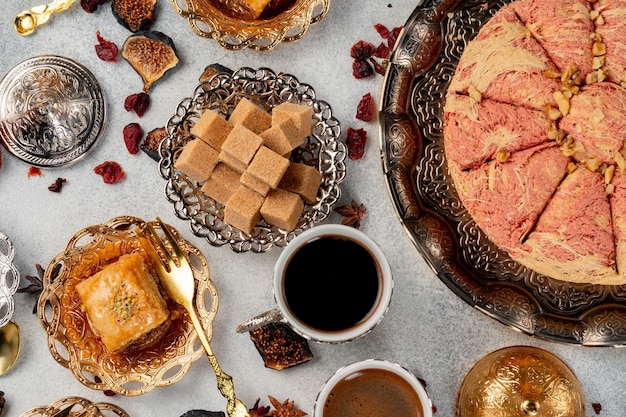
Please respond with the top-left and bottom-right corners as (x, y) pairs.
(14, 0), (75, 36)
(0, 320), (20, 375)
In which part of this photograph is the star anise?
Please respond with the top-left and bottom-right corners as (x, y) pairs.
(17, 263), (47, 313)
(266, 396), (307, 417)
(334, 199), (366, 229)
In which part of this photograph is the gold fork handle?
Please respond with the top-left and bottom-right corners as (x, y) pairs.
(14, 0), (75, 35)
(188, 308), (250, 417)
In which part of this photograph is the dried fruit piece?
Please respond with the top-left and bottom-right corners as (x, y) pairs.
(374, 23), (391, 39)
(94, 161), (125, 184)
(48, 178), (67, 192)
(356, 92), (374, 122)
(248, 323), (313, 370)
(81, 0), (108, 13)
(123, 122), (143, 154)
(122, 31), (179, 92)
(346, 127), (367, 160)
(350, 40), (376, 60)
(352, 59), (373, 79)
(95, 31), (119, 62)
(141, 126), (167, 161)
(124, 92), (150, 116)
(28, 167), (42, 178)
(112, 0), (156, 32)
(592, 403), (602, 414)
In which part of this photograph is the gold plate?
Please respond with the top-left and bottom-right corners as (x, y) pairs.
(37, 216), (219, 396)
(170, 0), (330, 51)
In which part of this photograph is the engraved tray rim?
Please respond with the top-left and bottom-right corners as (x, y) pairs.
(379, 0), (626, 346)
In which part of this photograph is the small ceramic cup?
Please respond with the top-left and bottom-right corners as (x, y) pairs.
(314, 359), (433, 417)
(237, 224), (393, 343)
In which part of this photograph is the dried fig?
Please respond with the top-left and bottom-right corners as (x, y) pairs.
(112, 0), (157, 32)
(121, 31), (179, 92)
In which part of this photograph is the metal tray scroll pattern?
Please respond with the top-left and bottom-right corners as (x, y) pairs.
(0, 232), (19, 328)
(161, 67), (345, 253)
(37, 216), (218, 395)
(380, 0), (626, 346)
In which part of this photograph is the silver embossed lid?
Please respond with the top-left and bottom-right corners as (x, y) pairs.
(0, 55), (106, 168)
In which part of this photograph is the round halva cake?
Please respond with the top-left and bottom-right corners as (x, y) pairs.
(444, 0), (626, 285)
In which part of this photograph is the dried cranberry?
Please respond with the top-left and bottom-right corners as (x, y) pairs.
(350, 40), (376, 60)
(388, 26), (403, 50)
(356, 93), (374, 122)
(592, 403), (602, 414)
(346, 127), (367, 160)
(94, 161), (125, 184)
(123, 123), (143, 155)
(124, 92), (150, 117)
(80, 0), (108, 13)
(374, 23), (391, 39)
(374, 42), (390, 59)
(48, 178), (67, 192)
(28, 167), (42, 178)
(352, 59), (373, 79)
(95, 31), (118, 62)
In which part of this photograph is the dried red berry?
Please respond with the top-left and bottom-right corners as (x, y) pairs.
(388, 26), (403, 50)
(374, 42), (390, 59)
(123, 122), (143, 154)
(346, 127), (367, 160)
(352, 59), (373, 79)
(48, 178), (67, 192)
(356, 92), (374, 122)
(80, 0), (108, 13)
(95, 31), (119, 62)
(94, 161), (125, 184)
(124, 92), (150, 117)
(28, 166), (42, 178)
(350, 40), (377, 60)
(374, 23), (391, 39)
(592, 403), (602, 414)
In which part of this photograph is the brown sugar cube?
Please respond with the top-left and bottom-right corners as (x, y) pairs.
(272, 102), (313, 141)
(174, 139), (220, 183)
(191, 110), (234, 150)
(228, 98), (272, 134)
(241, 170), (271, 196)
(259, 117), (303, 155)
(246, 146), (290, 189)
(220, 124), (263, 172)
(200, 163), (241, 205)
(278, 162), (322, 202)
(224, 185), (265, 234)
(261, 188), (304, 231)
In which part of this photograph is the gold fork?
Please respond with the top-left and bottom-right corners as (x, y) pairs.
(138, 218), (249, 417)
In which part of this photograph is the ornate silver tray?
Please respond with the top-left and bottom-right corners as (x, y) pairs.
(160, 67), (346, 253)
(380, 0), (626, 345)
(0, 231), (19, 328)
(0, 55), (106, 168)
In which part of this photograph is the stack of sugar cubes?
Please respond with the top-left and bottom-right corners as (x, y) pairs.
(174, 98), (322, 234)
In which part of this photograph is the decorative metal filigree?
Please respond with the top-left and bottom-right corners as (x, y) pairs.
(0, 55), (106, 168)
(170, 0), (329, 52)
(161, 67), (346, 253)
(0, 232), (19, 328)
(20, 396), (130, 417)
(37, 216), (218, 396)
(380, 0), (626, 345)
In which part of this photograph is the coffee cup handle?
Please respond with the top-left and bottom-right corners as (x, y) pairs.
(235, 306), (286, 333)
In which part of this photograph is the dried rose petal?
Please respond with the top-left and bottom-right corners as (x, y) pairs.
(95, 31), (119, 62)
(94, 161), (125, 184)
(123, 122), (143, 154)
(356, 92), (374, 122)
(346, 127), (367, 160)
(48, 178), (67, 192)
(352, 59), (373, 79)
(124, 92), (150, 117)
(350, 40), (377, 60)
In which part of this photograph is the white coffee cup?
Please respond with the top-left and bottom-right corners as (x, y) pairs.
(237, 224), (393, 343)
(314, 359), (433, 417)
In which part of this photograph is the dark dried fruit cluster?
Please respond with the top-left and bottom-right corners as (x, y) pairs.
(80, 0), (109, 13)
(94, 161), (125, 184)
(350, 23), (402, 79)
(346, 127), (368, 160)
(95, 31), (119, 62)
